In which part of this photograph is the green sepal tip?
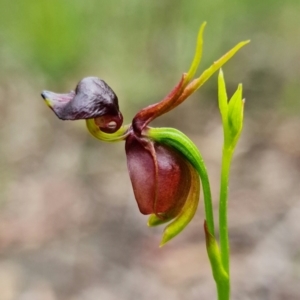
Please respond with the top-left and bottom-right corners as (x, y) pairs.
(148, 214), (174, 227)
(184, 22), (207, 85)
(218, 69), (228, 123)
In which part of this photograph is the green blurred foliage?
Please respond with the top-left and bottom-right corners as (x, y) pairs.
(0, 1), (87, 80)
(0, 0), (300, 112)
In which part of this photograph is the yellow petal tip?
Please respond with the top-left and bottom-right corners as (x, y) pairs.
(159, 238), (168, 248)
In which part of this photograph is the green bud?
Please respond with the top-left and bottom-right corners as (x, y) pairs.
(218, 70), (244, 150)
(228, 84), (244, 143)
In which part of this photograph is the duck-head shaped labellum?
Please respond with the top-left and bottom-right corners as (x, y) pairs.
(125, 134), (191, 218)
(41, 77), (123, 133)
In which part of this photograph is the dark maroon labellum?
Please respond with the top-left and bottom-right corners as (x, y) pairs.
(41, 77), (123, 133)
(125, 134), (191, 218)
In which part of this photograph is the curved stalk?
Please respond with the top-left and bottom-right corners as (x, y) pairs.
(146, 127), (215, 236)
(86, 119), (130, 142)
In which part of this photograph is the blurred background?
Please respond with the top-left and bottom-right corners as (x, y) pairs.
(0, 1), (300, 299)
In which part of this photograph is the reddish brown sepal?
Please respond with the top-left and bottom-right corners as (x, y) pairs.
(132, 75), (185, 135)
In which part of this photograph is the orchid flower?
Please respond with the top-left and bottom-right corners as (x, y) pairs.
(42, 23), (249, 247)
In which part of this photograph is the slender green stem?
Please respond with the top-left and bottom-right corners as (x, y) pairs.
(204, 221), (229, 300)
(218, 146), (233, 295)
(217, 280), (230, 300)
(199, 163), (215, 236)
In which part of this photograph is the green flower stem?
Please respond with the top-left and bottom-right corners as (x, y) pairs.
(217, 281), (230, 300)
(204, 221), (229, 300)
(217, 68), (245, 299)
(147, 127), (215, 236)
(218, 146), (234, 299)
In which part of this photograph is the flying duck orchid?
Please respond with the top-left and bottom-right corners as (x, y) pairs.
(42, 23), (249, 246)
